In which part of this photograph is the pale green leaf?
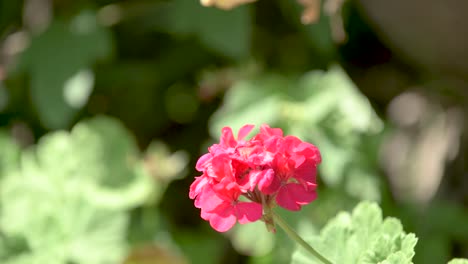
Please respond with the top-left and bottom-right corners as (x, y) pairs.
(63, 69), (94, 109)
(209, 74), (290, 138)
(448, 259), (468, 264)
(70, 116), (153, 210)
(291, 201), (418, 264)
(230, 220), (275, 256)
(0, 116), (155, 263)
(0, 131), (20, 177)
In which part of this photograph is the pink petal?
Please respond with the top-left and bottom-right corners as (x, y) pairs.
(189, 175), (209, 199)
(292, 184), (317, 205)
(260, 124), (283, 137)
(282, 136), (301, 153)
(200, 208), (213, 221)
(276, 183), (317, 211)
(262, 136), (282, 154)
(232, 160), (251, 190)
(211, 154), (234, 181)
(276, 187), (301, 211)
(272, 154), (294, 180)
(196, 186), (224, 211)
(213, 179), (241, 201)
(294, 142), (321, 163)
(294, 160), (317, 184)
(234, 202), (263, 224)
(301, 181), (318, 196)
(195, 153), (212, 171)
(220, 127), (237, 148)
(245, 170), (266, 191)
(237, 124), (255, 141)
(253, 169), (280, 194)
(208, 203), (237, 232)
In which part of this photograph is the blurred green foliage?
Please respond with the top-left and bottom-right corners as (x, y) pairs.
(17, 11), (112, 129)
(0, 0), (467, 263)
(155, 0), (251, 59)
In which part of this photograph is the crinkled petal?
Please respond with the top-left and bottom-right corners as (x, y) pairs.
(208, 203), (237, 232)
(231, 159), (251, 189)
(196, 153), (212, 171)
(213, 178), (241, 201)
(260, 124), (283, 138)
(220, 127), (237, 148)
(189, 175), (209, 199)
(292, 183), (317, 205)
(294, 142), (321, 163)
(276, 187), (300, 211)
(272, 154), (295, 181)
(242, 170), (267, 191)
(235, 202), (263, 224)
(237, 124), (255, 141)
(276, 183), (316, 211)
(200, 208), (213, 221)
(282, 136), (301, 153)
(210, 154), (234, 181)
(294, 159), (317, 184)
(196, 186), (224, 211)
(253, 169), (280, 194)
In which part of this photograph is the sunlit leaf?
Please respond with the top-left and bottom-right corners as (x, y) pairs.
(63, 69), (94, 109)
(0, 131), (20, 177)
(70, 116), (153, 210)
(291, 201), (417, 264)
(0, 116), (155, 263)
(448, 259), (468, 264)
(209, 74), (290, 137)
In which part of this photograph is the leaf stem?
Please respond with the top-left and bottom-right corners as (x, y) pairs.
(271, 210), (332, 264)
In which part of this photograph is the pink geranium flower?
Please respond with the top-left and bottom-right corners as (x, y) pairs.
(189, 124), (321, 232)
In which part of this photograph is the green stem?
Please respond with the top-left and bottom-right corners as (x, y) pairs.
(271, 211), (333, 264)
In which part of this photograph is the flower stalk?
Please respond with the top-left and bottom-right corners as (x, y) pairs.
(271, 210), (332, 264)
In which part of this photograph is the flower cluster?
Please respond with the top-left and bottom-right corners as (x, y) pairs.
(189, 124), (321, 232)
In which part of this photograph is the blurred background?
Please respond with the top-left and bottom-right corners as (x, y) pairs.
(0, 0), (467, 263)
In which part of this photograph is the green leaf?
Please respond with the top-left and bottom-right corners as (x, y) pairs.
(448, 259), (468, 264)
(0, 235), (29, 261)
(209, 74), (290, 138)
(0, 170), (129, 264)
(291, 201), (418, 264)
(18, 11), (112, 129)
(230, 220), (275, 256)
(0, 116), (154, 263)
(298, 66), (383, 133)
(69, 116), (153, 210)
(0, 131), (20, 177)
(157, 0), (251, 59)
